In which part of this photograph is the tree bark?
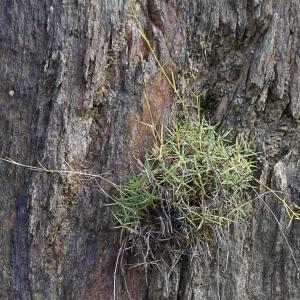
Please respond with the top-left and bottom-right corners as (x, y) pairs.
(1, 0), (300, 299)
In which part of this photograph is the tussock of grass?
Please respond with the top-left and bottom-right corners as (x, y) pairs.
(111, 5), (257, 274)
(112, 118), (256, 264)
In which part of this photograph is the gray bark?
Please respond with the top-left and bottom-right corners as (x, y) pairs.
(0, 0), (300, 299)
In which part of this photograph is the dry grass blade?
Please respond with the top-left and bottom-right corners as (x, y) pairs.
(0, 157), (118, 189)
(112, 118), (256, 273)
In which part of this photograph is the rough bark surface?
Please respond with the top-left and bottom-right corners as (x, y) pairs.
(1, 0), (300, 299)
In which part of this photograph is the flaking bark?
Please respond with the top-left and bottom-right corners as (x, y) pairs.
(0, 1), (300, 299)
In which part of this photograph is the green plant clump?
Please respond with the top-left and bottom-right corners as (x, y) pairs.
(113, 118), (256, 262)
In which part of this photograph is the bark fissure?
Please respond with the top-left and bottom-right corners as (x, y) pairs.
(1, 0), (300, 299)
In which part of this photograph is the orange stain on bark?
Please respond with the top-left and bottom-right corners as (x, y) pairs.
(3, 213), (15, 234)
(131, 71), (172, 159)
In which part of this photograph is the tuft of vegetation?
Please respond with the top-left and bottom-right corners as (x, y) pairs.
(111, 4), (258, 276)
(112, 118), (256, 267)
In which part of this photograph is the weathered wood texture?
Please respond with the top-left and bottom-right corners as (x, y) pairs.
(1, 0), (300, 299)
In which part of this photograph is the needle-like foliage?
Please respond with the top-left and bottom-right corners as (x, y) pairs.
(110, 5), (258, 277)
(112, 118), (256, 266)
